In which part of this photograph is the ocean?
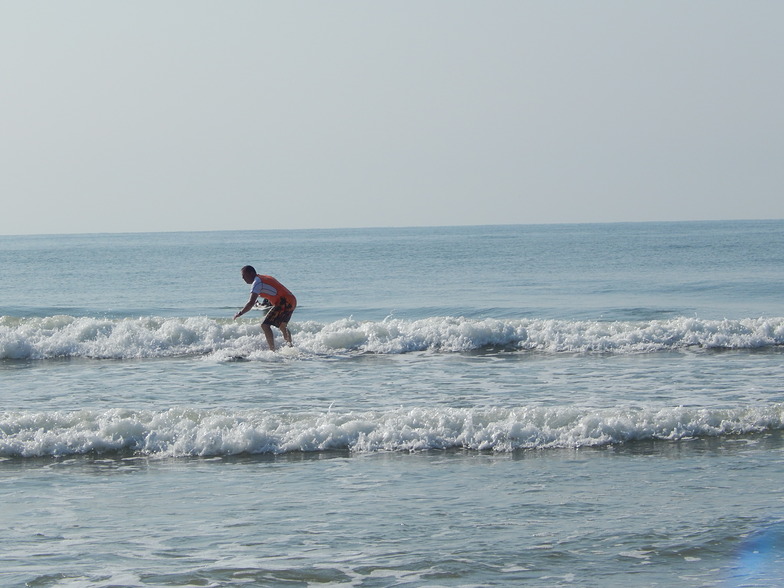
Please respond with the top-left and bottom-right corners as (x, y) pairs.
(1, 220), (783, 587)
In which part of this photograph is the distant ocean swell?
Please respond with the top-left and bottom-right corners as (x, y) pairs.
(2, 315), (784, 360)
(1, 405), (782, 458)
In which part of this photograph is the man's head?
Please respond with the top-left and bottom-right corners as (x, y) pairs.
(241, 265), (256, 284)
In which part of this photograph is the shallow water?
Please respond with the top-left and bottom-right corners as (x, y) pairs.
(3, 436), (783, 587)
(2, 221), (783, 586)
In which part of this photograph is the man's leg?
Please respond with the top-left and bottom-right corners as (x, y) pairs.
(261, 323), (276, 351)
(279, 322), (293, 347)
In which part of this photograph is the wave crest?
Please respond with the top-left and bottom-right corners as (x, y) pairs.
(1, 405), (782, 458)
(2, 315), (783, 360)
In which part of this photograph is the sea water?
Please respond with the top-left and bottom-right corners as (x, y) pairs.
(1, 221), (783, 587)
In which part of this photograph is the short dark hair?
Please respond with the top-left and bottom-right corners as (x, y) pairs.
(241, 265), (256, 275)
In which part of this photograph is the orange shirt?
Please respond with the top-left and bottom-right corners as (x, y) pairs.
(251, 275), (296, 307)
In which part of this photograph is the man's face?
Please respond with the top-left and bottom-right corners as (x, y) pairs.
(242, 269), (254, 284)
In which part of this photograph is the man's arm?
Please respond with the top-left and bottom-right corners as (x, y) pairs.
(234, 293), (259, 319)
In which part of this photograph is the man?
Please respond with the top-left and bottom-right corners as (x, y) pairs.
(234, 265), (297, 350)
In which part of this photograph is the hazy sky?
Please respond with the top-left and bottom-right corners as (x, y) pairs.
(2, 1), (782, 235)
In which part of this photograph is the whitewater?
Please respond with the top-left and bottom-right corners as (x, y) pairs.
(3, 404), (783, 459)
(3, 314), (784, 360)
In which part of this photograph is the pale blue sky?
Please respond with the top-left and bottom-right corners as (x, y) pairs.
(1, 1), (782, 235)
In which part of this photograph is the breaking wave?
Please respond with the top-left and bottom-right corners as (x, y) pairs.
(0, 315), (784, 359)
(1, 315), (783, 360)
(2, 404), (782, 458)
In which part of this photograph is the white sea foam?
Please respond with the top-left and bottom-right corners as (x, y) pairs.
(2, 315), (783, 360)
(1, 404), (782, 458)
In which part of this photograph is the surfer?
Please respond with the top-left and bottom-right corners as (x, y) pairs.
(234, 265), (297, 351)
